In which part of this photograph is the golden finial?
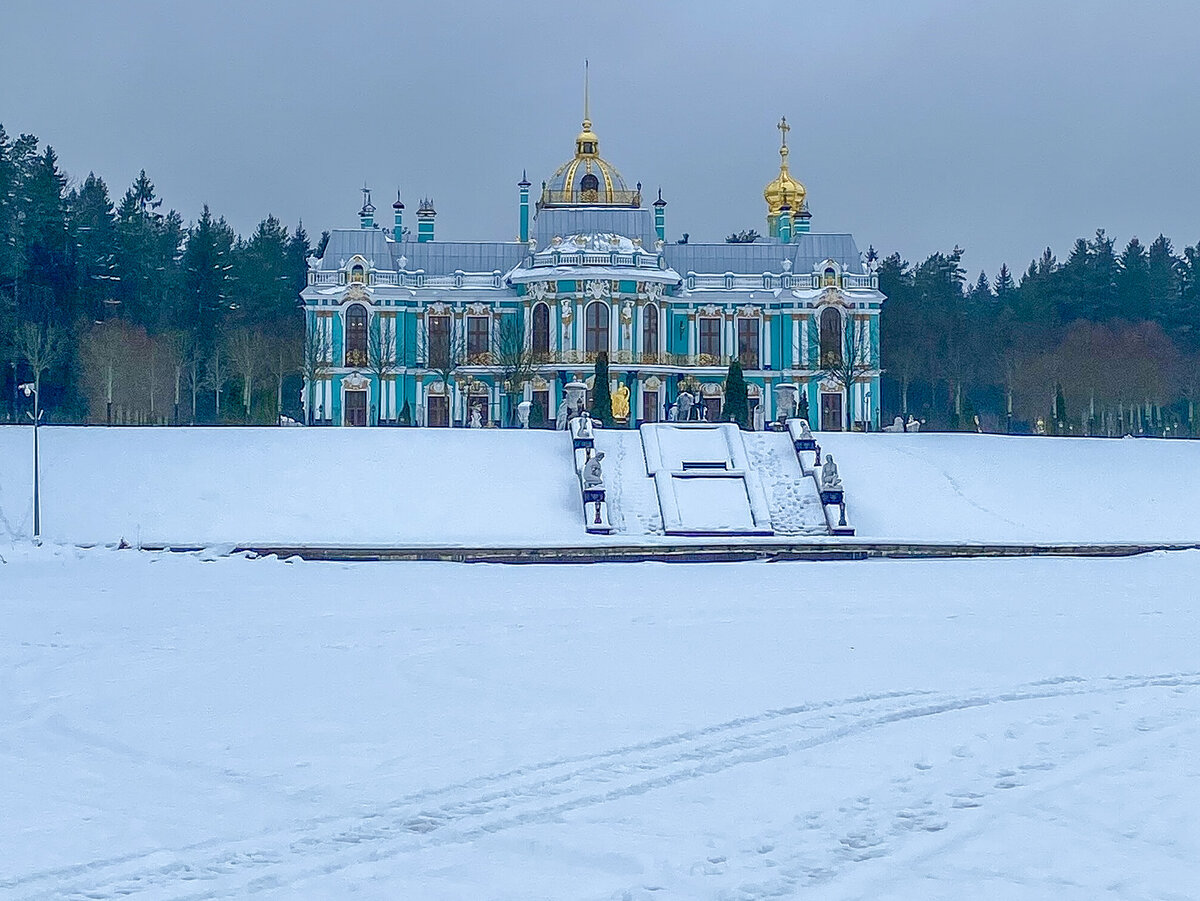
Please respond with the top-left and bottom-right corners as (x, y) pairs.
(777, 116), (790, 168)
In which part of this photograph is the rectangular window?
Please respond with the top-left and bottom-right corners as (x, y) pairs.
(428, 315), (450, 369)
(699, 317), (721, 359)
(467, 315), (489, 359)
(737, 318), (760, 369)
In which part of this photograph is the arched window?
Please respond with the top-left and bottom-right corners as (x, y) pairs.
(585, 301), (609, 355)
(532, 302), (550, 357)
(823, 266), (837, 287)
(345, 303), (368, 366)
(642, 303), (659, 359)
(580, 172), (599, 202)
(350, 264), (366, 284)
(819, 307), (842, 368)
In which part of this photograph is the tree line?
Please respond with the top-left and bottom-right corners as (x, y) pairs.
(2, 124), (1198, 435)
(0, 125), (319, 424)
(879, 231), (1200, 435)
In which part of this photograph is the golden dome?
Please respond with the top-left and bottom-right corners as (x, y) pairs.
(764, 116), (806, 216)
(540, 63), (641, 208)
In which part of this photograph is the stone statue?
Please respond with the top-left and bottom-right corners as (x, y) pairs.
(583, 450), (605, 488)
(797, 419), (813, 440)
(517, 400), (532, 428)
(577, 412), (593, 438)
(469, 404), (483, 429)
(612, 384), (630, 421)
(905, 415), (921, 433)
(556, 399), (570, 430)
(883, 415), (905, 433)
(676, 391), (694, 422)
(821, 455), (843, 491)
(666, 403), (677, 422)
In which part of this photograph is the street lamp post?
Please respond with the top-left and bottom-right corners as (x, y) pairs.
(20, 381), (43, 545)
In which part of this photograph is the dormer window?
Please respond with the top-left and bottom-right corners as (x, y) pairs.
(823, 266), (837, 287)
(350, 264), (366, 284)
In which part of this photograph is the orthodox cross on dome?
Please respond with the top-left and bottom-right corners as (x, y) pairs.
(360, 183), (375, 215)
(777, 116), (791, 169)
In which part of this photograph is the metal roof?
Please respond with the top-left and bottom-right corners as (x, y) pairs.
(663, 234), (864, 275)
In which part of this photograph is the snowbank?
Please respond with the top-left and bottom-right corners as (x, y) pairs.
(1, 426), (1197, 546)
(820, 432), (1200, 543)
(0, 426), (581, 547)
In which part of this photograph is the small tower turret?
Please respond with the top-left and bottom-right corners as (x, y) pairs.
(359, 185), (376, 229)
(653, 188), (667, 242)
(416, 197), (436, 243)
(518, 171), (531, 243)
(392, 189), (405, 238)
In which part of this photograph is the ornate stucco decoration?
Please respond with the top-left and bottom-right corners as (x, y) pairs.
(736, 305), (762, 319)
(466, 302), (490, 315)
(344, 371), (369, 391)
(586, 279), (611, 300)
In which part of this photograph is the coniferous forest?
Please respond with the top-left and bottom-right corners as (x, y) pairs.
(2, 125), (1198, 434)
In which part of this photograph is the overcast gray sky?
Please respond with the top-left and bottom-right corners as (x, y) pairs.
(3, 0), (1198, 277)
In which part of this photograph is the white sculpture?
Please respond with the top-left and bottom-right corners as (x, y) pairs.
(905, 415), (921, 433)
(577, 412), (593, 438)
(821, 455), (843, 491)
(883, 416), (905, 433)
(582, 450), (605, 488)
(676, 391), (694, 422)
(556, 399), (570, 430)
(469, 404), (483, 429)
(797, 419), (813, 440)
(517, 400), (532, 428)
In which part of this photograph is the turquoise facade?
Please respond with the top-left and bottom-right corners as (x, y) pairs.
(301, 117), (885, 430)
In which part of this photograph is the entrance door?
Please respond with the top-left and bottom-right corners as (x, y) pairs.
(427, 395), (449, 427)
(820, 392), (843, 431)
(345, 390), (367, 426)
(532, 390), (550, 428)
(702, 396), (721, 422)
(641, 389), (659, 423)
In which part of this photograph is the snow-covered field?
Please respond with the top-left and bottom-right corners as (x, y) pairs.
(1, 426), (1197, 546)
(3, 545), (1199, 899)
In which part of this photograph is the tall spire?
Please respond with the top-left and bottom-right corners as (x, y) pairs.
(584, 59), (590, 126)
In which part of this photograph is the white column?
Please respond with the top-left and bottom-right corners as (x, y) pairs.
(763, 314), (771, 369)
(609, 300), (618, 355)
(687, 312), (696, 357)
(574, 300), (583, 351)
(790, 314), (800, 371)
(725, 315), (734, 359)
(800, 317), (809, 368)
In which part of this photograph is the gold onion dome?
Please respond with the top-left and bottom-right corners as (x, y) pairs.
(764, 116), (806, 216)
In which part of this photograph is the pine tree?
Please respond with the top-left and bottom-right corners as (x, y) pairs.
(69, 173), (118, 323)
(591, 352), (613, 426)
(724, 358), (749, 428)
(993, 264), (1015, 304)
(1146, 235), (1180, 330)
(1116, 236), (1150, 320)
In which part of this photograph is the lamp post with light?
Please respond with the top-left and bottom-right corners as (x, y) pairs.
(19, 381), (42, 544)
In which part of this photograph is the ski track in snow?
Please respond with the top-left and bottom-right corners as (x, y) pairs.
(10, 672), (1199, 901)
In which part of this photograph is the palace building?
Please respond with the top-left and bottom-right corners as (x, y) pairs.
(300, 105), (884, 430)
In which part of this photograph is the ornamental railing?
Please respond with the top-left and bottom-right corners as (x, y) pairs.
(538, 189), (642, 207)
(523, 251), (663, 270)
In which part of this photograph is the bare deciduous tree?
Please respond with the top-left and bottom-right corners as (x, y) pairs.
(490, 312), (538, 426)
(366, 313), (400, 425)
(224, 327), (260, 420)
(263, 332), (301, 424)
(819, 314), (875, 430)
(301, 319), (330, 424)
(417, 314), (468, 425)
(16, 321), (68, 411)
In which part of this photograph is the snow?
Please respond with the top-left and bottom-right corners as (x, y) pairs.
(3, 546), (1200, 899)
(818, 433), (1200, 543)
(1, 426), (1197, 547)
